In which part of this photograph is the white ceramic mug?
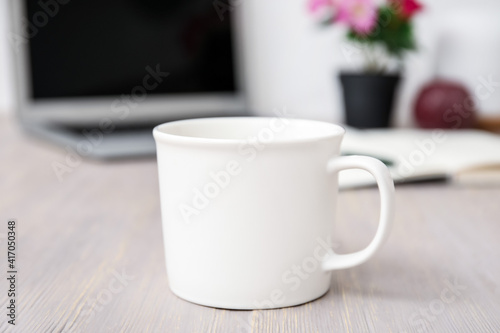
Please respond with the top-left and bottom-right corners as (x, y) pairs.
(153, 117), (394, 309)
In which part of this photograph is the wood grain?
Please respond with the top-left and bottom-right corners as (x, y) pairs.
(0, 116), (499, 332)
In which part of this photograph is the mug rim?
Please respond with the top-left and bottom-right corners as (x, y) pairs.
(153, 117), (345, 146)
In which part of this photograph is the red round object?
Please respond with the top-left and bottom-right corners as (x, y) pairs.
(414, 80), (476, 129)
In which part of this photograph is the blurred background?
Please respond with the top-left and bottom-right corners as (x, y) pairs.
(1, 0), (500, 157)
(2, 2), (500, 330)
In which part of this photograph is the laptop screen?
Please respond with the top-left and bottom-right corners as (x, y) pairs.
(26, 0), (236, 100)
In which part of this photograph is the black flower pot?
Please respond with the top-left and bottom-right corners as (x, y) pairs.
(339, 73), (400, 128)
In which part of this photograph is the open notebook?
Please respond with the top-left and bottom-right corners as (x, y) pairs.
(339, 128), (500, 189)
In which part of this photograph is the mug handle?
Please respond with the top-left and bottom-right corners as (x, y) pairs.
(322, 155), (395, 271)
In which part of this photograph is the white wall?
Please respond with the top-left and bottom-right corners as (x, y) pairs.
(1, 0), (499, 123)
(0, 0), (15, 113)
(240, 0), (500, 126)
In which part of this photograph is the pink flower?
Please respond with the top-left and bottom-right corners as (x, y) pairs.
(391, 0), (423, 19)
(336, 0), (377, 35)
(307, 0), (335, 14)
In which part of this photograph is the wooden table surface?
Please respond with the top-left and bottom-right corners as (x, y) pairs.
(1, 117), (499, 332)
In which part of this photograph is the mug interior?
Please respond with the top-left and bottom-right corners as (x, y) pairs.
(153, 117), (344, 144)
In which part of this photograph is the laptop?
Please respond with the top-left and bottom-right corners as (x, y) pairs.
(10, 0), (247, 159)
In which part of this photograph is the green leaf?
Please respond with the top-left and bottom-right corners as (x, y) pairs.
(346, 6), (417, 57)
